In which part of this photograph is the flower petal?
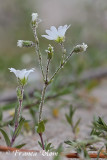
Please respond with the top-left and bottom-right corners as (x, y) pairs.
(42, 35), (54, 40)
(50, 26), (58, 36)
(46, 30), (58, 39)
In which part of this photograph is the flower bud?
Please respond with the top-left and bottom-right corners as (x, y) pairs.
(17, 40), (34, 48)
(73, 43), (88, 53)
(31, 13), (41, 27)
(45, 44), (54, 59)
(32, 13), (38, 22)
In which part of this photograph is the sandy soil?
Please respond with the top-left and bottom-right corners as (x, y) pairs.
(0, 81), (107, 160)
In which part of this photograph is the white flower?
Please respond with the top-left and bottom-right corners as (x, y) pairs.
(42, 25), (71, 43)
(9, 68), (35, 85)
(31, 13), (38, 22)
(74, 43), (88, 53)
(17, 40), (23, 48)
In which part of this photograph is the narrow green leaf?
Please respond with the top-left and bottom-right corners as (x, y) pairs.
(14, 143), (26, 149)
(65, 114), (71, 125)
(70, 105), (76, 118)
(74, 118), (81, 132)
(0, 128), (10, 146)
(14, 117), (25, 137)
(38, 141), (42, 148)
(8, 125), (14, 137)
(53, 143), (63, 160)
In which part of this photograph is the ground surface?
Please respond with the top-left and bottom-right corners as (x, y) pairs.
(0, 80), (107, 160)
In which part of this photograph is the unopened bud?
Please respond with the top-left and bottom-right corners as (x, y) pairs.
(31, 13), (41, 27)
(73, 43), (88, 53)
(17, 40), (34, 48)
(45, 44), (54, 59)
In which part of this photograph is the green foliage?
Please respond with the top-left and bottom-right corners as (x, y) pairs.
(65, 105), (81, 137)
(65, 136), (101, 148)
(14, 143), (26, 149)
(53, 144), (63, 160)
(8, 125), (14, 138)
(1, 102), (17, 111)
(91, 117), (107, 137)
(14, 117), (25, 137)
(85, 80), (99, 91)
(38, 141), (54, 151)
(65, 105), (76, 125)
(0, 128), (10, 146)
(36, 121), (45, 134)
(65, 136), (102, 159)
(34, 91), (41, 100)
(29, 107), (38, 126)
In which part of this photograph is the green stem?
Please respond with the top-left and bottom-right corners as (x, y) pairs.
(38, 57), (51, 123)
(32, 27), (45, 81)
(60, 42), (66, 64)
(46, 58), (51, 83)
(10, 86), (24, 147)
(49, 50), (74, 82)
(38, 84), (47, 123)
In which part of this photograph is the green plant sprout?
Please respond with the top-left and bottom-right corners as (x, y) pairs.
(90, 116), (107, 151)
(65, 105), (81, 140)
(64, 116), (107, 159)
(65, 136), (102, 160)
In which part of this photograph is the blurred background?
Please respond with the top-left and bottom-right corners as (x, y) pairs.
(0, 0), (107, 92)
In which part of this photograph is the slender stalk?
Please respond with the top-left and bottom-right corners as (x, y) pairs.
(10, 86), (24, 147)
(38, 84), (47, 123)
(60, 42), (66, 63)
(46, 58), (51, 83)
(38, 82), (47, 150)
(38, 57), (51, 149)
(49, 50), (74, 82)
(32, 27), (45, 81)
(39, 133), (45, 150)
(17, 87), (24, 122)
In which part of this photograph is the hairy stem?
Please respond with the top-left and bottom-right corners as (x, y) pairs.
(49, 50), (74, 82)
(60, 42), (66, 63)
(38, 84), (47, 123)
(46, 58), (51, 83)
(38, 58), (51, 149)
(10, 86), (24, 147)
(38, 57), (51, 123)
(32, 27), (45, 81)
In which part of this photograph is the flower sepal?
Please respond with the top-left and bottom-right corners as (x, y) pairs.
(18, 77), (28, 86)
(56, 36), (65, 43)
